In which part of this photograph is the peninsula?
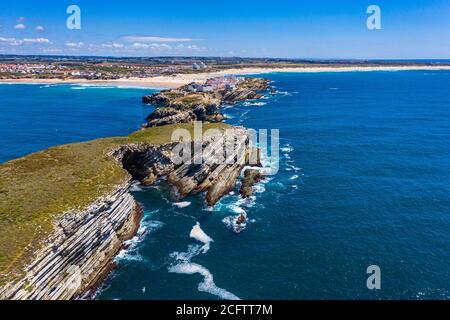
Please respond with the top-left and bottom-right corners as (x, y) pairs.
(0, 75), (269, 299)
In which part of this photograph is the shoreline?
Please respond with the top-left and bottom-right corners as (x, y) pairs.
(0, 75), (269, 300)
(2, 65), (450, 89)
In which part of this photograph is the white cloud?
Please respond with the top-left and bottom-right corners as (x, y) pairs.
(42, 48), (62, 53)
(35, 26), (45, 31)
(121, 35), (200, 43)
(14, 24), (26, 30)
(0, 37), (51, 46)
(131, 42), (172, 50)
(23, 38), (51, 44)
(102, 42), (124, 48)
(175, 44), (205, 51)
(65, 41), (84, 48)
(0, 37), (22, 46)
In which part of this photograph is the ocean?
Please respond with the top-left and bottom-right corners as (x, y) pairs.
(0, 83), (154, 163)
(0, 71), (449, 299)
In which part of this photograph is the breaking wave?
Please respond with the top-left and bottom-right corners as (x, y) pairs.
(130, 181), (143, 192)
(168, 223), (240, 300)
(243, 101), (267, 107)
(173, 201), (192, 208)
(115, 212), (163, 263)
(190, 222), (213, 253)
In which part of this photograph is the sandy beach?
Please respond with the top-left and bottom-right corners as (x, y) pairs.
(2, 65), (450, 89)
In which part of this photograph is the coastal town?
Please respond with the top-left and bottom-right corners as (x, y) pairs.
(0, 61), (194, 80)
(2, 55), (448, 81)
(0, 56), (213, 80)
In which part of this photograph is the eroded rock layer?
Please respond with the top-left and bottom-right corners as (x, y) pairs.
(0, 182), (141, 300)
(1, 76), (270, 300)
(115, 127), (260, 206)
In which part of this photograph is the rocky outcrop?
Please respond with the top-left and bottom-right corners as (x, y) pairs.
(115, 128), (260, 207)
(0, 76), (270, 300)
(145, 108), (196, 127)
(221, 78), (269, 104)
(0, 181), (141, 300)
(0, 129), (258, 299)
(142, 77), (269, 127)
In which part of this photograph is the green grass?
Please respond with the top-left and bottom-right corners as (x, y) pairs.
(0, 122), (230, 285)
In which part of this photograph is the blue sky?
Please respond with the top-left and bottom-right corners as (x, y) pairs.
(0, 0), (449, 58)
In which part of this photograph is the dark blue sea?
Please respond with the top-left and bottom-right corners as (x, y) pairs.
(0, 71), (449, 299)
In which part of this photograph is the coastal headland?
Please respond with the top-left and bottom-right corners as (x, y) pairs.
(0, 76), (269, 299)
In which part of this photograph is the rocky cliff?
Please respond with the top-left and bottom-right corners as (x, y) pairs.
(115, 127), (260, 206)
(0, 76), (270, 300)
(0, 125), (259, 299)
(0, 181), (141, 300)
(142, 77), (269, 127)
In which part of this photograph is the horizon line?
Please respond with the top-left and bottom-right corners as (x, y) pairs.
(0, 53), (449, 62)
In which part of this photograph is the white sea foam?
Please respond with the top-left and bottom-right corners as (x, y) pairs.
(190, 222), (213, 253)
(116, 85), (152, 90)
(173, 201), (192, 208)
(228, 204), (246, 215)
(115, 216), (162, 263)
(235, 195), (256, 208)
(130, 181), (143, 192)
(222, 216), (235, 229)
(77, 84), (114, 89)
(253, 183), (266, 193)
(281, 144), (294, 153)
(115, 249), (145, 262)
(169, 263), (240, 300)
(222, 213), (248, 233)
(243, 101), (267, 106)
(168, 226), (240, 300)
(170, 244), (203, 262)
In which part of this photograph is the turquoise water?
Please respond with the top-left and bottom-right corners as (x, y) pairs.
(1, 72), (449, 299)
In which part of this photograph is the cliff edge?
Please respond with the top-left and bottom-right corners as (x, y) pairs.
(0, 76), (270, 300)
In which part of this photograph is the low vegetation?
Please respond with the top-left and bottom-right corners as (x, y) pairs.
(0, 122), (230, 285)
